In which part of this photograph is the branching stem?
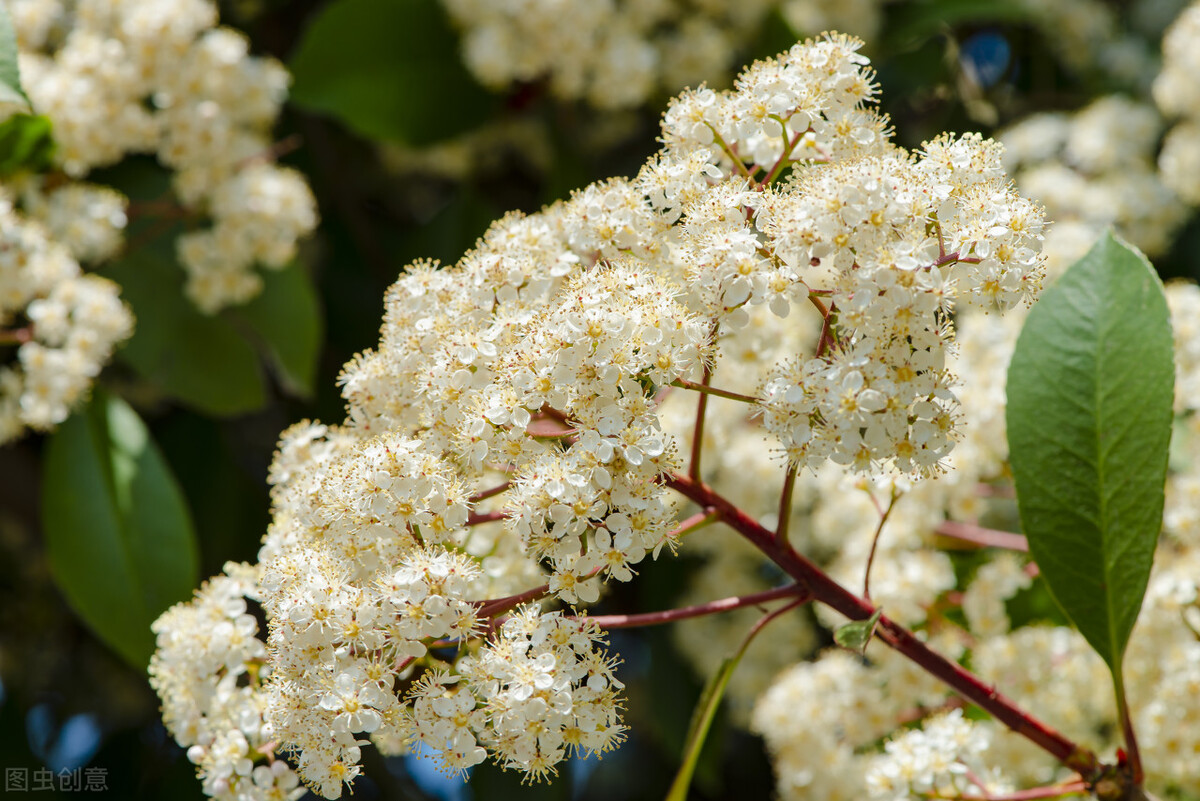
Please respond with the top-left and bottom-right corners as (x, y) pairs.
(466, 510), (508, 526)
(475, 584), (552, 619)
(935, 520), (1028, 552)
(759, 122), (809, 189)
(0, 326), (32, 345)
(584, 583), (809, 630)
(469, 481), (512, 504)
(664, 471), (1102, 781)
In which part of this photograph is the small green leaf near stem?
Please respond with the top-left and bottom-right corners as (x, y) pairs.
(664, 595), (807, 801)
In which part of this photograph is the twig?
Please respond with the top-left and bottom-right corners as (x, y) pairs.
(0, 326), (33, 345)
(863, 485), (900, 601)
(920, 777), (1089, 801)
(935, 520), (1028, 552)
(758, 122), (810, 189)
(475, 583), (552, 619)
(663, 471), (1101, 780)
(584, 584), (809, 629)
(235, 133), (304, 169)
(469, 481), (512, 504)
(809, 294), (838, 358)
(466, 510), (508, 526)
(655, 508), (720, 551)
(933, 250), (983, 268)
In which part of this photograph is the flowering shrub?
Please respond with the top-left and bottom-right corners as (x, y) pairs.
(6, 2), (1200, 801)
(148, 31), (1175, 801)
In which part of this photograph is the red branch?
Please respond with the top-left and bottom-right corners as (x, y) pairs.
(0, 326), (33, 345)
(936, 520), (1028, 552)
(809, 294), (838, 358)
(583, 584), (809, 629)
(474, 583), (551, 619)
(467, 510), (508, 526)
(924, 777), (1089, 801)
(664, 472), (1100, 779)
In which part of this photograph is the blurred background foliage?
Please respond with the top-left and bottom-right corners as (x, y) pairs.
(1, 0), (1196, 798)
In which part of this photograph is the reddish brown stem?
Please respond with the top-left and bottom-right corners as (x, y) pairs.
(926, 777), (1088, 801)
(469, 481), (512, 504)
(809, 295), (838, 358)
(475, 583), (552, 619)
(656, 508), (719, 550)
(0, 326), (33, 345)
(584, 584), (809, 630)
(936, 520), (1028, 552)
(933, 250), (983, 268)
(974, 482), (1015, 499)
(236, 133), (303, 169)
(664, 472), (1100, 779)
(467, 510), (508, 526)
(758, 126), (808, 189)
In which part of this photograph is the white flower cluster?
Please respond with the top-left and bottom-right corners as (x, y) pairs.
(1012, 0), (1163, 86)
(439, 0), (1170, 110)
(0, 190), (132, 443)
(441, 0), (779, 108)
(866, 709), (992, 801)
(752, 292), (1200, 800)
(149, 564), (304, 801)
(153, 33), (1049, 799)
(1154, 1), (1200, 205)
(999, 96), (1186, 269)
(753, 636), (970, 800)
(18, 178), (129, 264)
(10, 0), (318, 312)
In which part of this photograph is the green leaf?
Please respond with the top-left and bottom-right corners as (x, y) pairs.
(0, 0), (31, 118)
(0, 114), (54, 176)
(1006, 231), (1174, 672)
(105, 247), (268, 416)
(664, 594), (801, 801)
(834, 608), (883, 653)
(664, 651), (741, 801)
(234, 263), (323, 397)
(42, 392), (199, 669)
(289, 0), (497, 145)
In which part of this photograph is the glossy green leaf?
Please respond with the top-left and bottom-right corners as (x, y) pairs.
(1006, 231), (1174, 672)
(0, 1), (30, 118)
(42, 392), (199, 669)
(234, 263), (323, 397)
(105, 247), (267, 416)
(289, 0), (496, 145)
(834, 608), (883, 653)
(0, 114), (54, 176)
